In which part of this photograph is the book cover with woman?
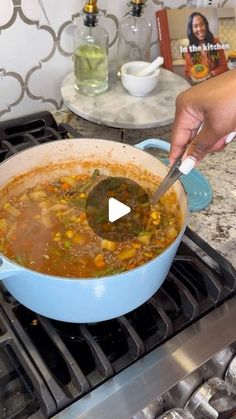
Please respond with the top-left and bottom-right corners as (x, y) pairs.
(185, 12), (228, 83)
(156, 7), (235, 83)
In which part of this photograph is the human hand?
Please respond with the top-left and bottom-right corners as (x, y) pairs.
(170, 69), (236, 166)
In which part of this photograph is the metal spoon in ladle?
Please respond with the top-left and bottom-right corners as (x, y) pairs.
(150, 127), (236, 205)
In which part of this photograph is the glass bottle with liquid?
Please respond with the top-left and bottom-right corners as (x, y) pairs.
(73, 0), (109, 96)
(117, 0), (152, 77)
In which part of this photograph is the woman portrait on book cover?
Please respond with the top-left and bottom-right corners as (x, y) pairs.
(185, 12), (228, 83)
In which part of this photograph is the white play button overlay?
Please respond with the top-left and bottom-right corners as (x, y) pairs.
(108, 197), (131, 223)
(85, 176), (151, 241)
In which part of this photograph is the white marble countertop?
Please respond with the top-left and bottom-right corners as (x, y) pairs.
(61, 69), (190, 129)
(54, 110), (236, 269)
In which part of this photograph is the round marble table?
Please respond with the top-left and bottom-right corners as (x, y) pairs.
(61, 69), (190, 129)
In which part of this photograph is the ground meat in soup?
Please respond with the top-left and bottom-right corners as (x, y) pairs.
(0, 170), (182, 278)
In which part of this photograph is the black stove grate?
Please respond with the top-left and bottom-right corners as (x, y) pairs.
(0, 111), (81, 161)
(0, 310), (56, 418)
(0, 112), (236, 418)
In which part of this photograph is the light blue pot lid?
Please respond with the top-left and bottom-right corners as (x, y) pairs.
(161, 158), (212, 212)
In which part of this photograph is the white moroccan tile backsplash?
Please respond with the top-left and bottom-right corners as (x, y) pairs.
(0, 0), (14, 26)
(0, 0), (234, 121)
(1, 17), (54, 77)
(21, 0), (80, 29)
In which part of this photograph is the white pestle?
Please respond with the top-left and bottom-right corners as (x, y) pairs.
(134, 56), (164, 77)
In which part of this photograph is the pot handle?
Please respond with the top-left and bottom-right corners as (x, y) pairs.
(0, 256), (20, 280)
(134, 138), (170, 153)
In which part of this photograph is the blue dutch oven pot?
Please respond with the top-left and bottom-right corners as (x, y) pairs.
(0, 138), (188, 322)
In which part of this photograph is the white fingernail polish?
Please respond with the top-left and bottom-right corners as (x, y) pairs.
(225, 131), (236, 144)
(179, 156), (197, 175)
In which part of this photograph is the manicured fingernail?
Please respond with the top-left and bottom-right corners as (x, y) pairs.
(179, 156), (197, 175)
(225, 132), (236, 144)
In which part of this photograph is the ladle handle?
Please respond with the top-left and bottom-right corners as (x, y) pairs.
(135, 138), (170, 152)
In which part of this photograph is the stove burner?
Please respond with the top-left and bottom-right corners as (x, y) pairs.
(0, 111), (81, 161)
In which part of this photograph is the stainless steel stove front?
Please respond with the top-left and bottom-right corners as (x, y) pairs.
(52, 296), (236, 419)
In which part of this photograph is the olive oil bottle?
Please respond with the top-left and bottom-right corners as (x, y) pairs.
(73, 0), (109, 96)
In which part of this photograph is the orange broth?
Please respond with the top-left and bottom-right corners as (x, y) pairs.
(0, 169), (182, 278)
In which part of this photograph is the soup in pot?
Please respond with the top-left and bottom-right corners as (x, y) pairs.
(0, 169), (182, 278)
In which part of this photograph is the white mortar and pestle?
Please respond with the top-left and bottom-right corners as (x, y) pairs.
(121, 56), (164, 97)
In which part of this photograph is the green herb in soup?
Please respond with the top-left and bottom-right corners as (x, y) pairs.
(0, 171), (182, 278)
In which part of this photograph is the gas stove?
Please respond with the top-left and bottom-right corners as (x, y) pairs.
(0, 112), (236, 419)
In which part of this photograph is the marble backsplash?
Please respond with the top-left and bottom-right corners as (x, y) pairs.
(0, 0), (235, 121)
